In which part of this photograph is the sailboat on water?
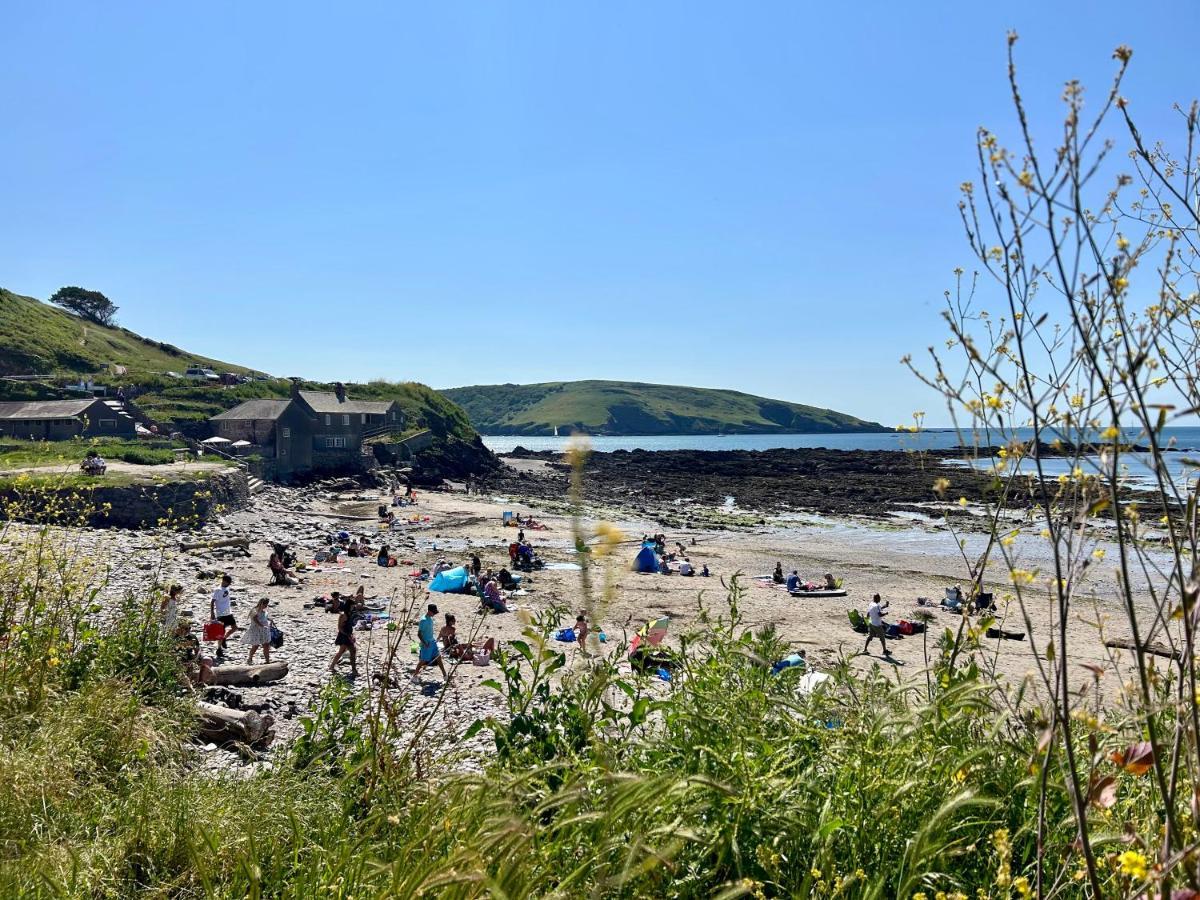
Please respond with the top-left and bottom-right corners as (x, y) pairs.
(553, 425), (559, 437)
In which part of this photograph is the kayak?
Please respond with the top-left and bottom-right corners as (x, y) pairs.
(789, 589), (848, 598)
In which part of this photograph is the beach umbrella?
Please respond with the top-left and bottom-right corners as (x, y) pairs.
(201, 436), (232, 445)
(230, 440), (252, 448)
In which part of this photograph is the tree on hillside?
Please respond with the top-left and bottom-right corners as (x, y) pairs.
(48, 286), (118, 326)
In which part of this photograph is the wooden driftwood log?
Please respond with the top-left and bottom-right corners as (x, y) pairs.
(196, 701), (276, 748)
(206, 661), (289, 686)
(1104, 638), (1181, 660)
(180, 536), (251, 552)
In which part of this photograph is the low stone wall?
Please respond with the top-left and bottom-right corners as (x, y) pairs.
(0, 469), (250, 529)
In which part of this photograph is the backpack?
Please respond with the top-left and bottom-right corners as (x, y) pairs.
(270, 625), (284, 649)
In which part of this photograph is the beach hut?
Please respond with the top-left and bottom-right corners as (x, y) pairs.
(632, 546), (660, 573)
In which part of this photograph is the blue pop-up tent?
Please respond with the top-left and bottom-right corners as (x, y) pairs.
(632, 546), (660, 574)
(429, 566), (471, 593)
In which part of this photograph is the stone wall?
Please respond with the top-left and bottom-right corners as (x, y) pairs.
(0, 469), (250, 529)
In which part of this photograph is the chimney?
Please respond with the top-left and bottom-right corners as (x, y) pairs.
(290, 378), (302, 400)
(335, 382), (346, 403)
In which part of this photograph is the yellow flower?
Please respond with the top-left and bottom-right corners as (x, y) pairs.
(1014, 875), (1031, 897)
(958, 497), (969, 507)
(1117, 849), (1148, 879)
(1101, 425), (1121, 441)
(1117, 234), (1130, 250)
(1114, 276), (1129, 292)
(1092, 548), (1106, 560)
(1017, 170), (1034, 187)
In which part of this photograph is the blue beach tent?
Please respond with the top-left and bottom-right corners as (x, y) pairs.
(429, 566), (471, 593)
(633, 546), (660, 574)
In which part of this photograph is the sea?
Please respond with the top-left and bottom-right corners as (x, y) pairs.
(481, 428), (1200, 490)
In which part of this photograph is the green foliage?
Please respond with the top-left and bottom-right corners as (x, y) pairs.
(0, 438), (184, 471)
(442, 380), (889, 436)
(0, 287), (252, 378)
(47, 286), (119, 327)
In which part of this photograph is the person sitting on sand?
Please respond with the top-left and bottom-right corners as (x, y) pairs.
(772, 562), (785, 585)
(786, 570), (800, 592)
(481, 578), (507, 613)
(377, 545), (396, 567)
(269, 544), (299, 586)
(678, 558), (694, 576)
(439, 613), (497, 662)
(701, 564), (710, 577)
(823, 573), (838, 591)
(498, 567), (518, 590)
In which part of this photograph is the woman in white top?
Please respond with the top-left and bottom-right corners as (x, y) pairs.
(243, 598), (273, 664)
(160, 583), (183, 633)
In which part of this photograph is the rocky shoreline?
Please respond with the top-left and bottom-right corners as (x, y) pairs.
(484, 446), (1008, 523)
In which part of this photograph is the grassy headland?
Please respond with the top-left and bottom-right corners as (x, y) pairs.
(441, 380), (889, 436)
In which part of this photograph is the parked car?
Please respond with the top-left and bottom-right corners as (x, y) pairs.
(184, 366), (220, 381)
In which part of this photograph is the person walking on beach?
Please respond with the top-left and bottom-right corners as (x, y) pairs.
(413, 603), (448, 682)
(243, 597), (273, 664)
(210, 574), (239, 659)
(329, 594), (359, 677)
(863, 593), (891, 656)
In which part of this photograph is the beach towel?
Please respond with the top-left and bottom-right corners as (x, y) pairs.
(555, 628), (576, 643)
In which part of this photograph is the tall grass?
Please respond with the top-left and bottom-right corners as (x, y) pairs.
(0, 500), (1174, 897)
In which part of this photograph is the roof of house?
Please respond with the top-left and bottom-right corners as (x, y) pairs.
(0, 399), (99, 420)
(297, 391), (394, 415)
(210, 399), (293, 421)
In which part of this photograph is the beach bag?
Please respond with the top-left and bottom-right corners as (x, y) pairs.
(270, 625), (284, 649)
(472, 649), (491, 666)
(203, 621), (226, 642)
(555, 628), (576, 643)
(898, 620), (914, 636)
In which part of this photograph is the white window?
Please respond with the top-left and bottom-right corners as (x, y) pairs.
(99, 418), (117, 429)
(361, 414), (367, 424)
(325, 436), (346, 449)
(391, 412), (396, 421)
(281, 427), (291, 439)
(342, 414), (350, 426)
(324, 414), (331, 426)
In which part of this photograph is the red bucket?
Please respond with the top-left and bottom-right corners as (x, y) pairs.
(202, 621), (226, 642)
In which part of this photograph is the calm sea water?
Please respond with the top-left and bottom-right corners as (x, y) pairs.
(482, 427), (1200, 455)
(483, 428), (1200, 490)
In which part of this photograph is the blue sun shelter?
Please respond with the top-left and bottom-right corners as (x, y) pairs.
(429, 566), (471, 593)
(632, 545), (660, 574)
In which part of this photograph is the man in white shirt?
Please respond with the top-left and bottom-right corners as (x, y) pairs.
(863, 593), (891, 656)
(210, 574), (239, 658)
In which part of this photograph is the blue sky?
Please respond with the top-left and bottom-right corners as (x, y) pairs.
(2, 2), (1196, 426)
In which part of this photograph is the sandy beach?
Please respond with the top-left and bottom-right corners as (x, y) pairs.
(32, 449), (1158, 769)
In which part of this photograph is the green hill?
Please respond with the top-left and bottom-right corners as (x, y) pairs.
(0, 288), (256, 377)
(0, 288), (478, 445)
(440, 380), (889, 436)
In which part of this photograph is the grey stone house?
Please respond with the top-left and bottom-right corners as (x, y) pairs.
(0, 398), (137, 440)
(209, 384), (403, 479)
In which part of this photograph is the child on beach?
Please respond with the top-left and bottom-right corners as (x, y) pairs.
(243, 597), (273, 664)
(329, 593), (360, 677)
(575, 613), (589, 653)
(210, 574), (238, 659)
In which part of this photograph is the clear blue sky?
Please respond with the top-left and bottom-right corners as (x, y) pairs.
(2, 2), (1195, 425)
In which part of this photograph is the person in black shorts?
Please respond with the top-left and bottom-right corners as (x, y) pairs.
(210, 574), (239, 659)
